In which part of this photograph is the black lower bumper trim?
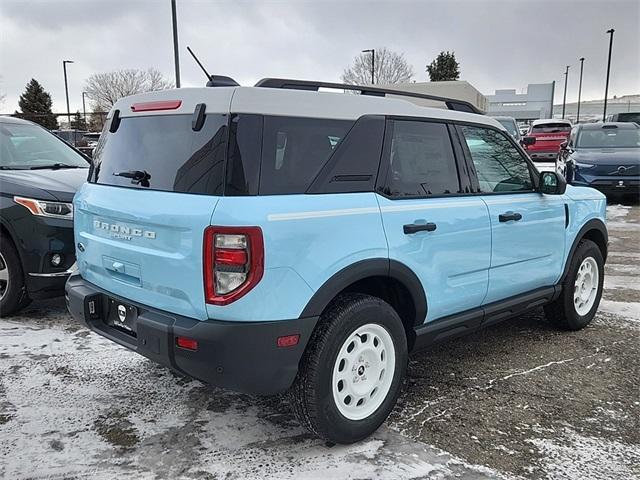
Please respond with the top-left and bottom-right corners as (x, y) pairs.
(65, 274), (318, 395)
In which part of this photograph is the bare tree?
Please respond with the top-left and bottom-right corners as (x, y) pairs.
(341, 47), (414, 85)
(84, 68), (174, 111)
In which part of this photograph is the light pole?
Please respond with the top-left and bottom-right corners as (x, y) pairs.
(561, 65), (570, 119)
(63, 60), (74, 127)
(82, 92), (87, 128)
(603, 28), (615, 120)
(171, 0), (181, 88)
(362, 49), (375, 85)
(576, 58), (585, 123)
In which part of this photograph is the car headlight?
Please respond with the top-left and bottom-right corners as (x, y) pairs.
(13, 196), (73, 219)
(573, 162), (596, 170)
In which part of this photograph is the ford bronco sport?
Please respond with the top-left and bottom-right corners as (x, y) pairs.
(66, 78), (608, 444)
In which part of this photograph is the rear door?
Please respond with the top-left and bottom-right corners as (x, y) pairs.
(377, 119), (491, 323)
(74, 109), (229, 320)
(457, 124), (566, 304)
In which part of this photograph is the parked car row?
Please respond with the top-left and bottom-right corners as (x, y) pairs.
(493, 115), (639, 199)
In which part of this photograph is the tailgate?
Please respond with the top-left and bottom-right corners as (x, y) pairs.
(74, 183), (219, 320)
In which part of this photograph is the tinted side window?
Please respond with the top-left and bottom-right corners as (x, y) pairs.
(384, 120), (460, 197)
(461, 125), (533, 193)
(259, 116), (353, 195)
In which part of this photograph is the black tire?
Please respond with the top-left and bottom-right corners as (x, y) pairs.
(289, 293), (408, 444)
(0, 234), (31, 317)
(544, 239), (604, 330)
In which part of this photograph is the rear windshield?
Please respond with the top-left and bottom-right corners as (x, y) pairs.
(614, 113), (640, 123)
(576, 127), (640, 148)
(91, 114), (227, 195)
(531, 123), (571, 134)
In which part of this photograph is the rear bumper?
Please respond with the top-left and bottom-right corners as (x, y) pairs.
(65, 274), (318, 395)
(527, 151), (557, 160)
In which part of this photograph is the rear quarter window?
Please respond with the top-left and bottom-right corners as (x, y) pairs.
(259, 116), (354, 194)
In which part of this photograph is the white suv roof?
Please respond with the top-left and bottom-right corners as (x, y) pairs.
(110, 85), (505, 131)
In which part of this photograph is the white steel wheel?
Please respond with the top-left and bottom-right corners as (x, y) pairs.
(574, 256), (599, 316)
(331, 323), (396, 421)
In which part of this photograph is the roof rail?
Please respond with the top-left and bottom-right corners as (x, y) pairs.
(254, 78), (483, 115)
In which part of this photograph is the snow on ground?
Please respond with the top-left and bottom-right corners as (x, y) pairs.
(606, 204), (631, 220)
(0, 313), (501, 480)
(598, 300), (640, 323)
(529, 429), (640, 480)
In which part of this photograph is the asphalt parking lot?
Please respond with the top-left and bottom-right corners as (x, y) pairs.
(1, 202), (638, 480)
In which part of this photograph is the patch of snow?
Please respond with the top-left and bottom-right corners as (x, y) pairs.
(598, 300), (640, 322)
(606, 204), (631, 220)
(530, 428), (640, 480)
(606, 221), (640, 231)
(604, 275), (640, 290)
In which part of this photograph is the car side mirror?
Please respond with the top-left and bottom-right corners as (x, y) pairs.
(539, 171), (566, 195)
(522, 136), (536, 146)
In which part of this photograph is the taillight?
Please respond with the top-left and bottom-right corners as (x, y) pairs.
(203, 226), (264, 305)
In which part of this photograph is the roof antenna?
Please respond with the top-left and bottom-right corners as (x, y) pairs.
(186, 46), (239, 87)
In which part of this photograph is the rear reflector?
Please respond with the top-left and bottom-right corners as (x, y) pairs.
(277, 334), (300, 348)
(131, 100), (182, 112)
(176, 336), (198, 351)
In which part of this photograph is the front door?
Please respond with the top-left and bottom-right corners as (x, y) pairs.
(377, 119), (491, 324)
(458, 125), (566, 304)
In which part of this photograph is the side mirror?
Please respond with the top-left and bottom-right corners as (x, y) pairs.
(522, 136), (536, 146)
(539, 171), (567, 195)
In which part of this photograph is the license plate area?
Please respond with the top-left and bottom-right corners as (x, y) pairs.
(106, 298), (138, 336)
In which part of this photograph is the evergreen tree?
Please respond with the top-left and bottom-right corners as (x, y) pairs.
(70, 110), (87, 130)
(17, 79), (59, 129)
(426, 51), (461, 82)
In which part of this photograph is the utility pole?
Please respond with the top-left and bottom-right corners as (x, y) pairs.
(561, 65), (570, 119)
(362, 49), (375, 84)
(576, 58), (585, 123)
(63, 60), (74, 127)
(82, 92), (87, 126)
(603, 28), (615, 120)
(171, 0), (181, 88)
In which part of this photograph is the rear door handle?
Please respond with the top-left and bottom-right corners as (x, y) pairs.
(403, 222), (437, 234)
(499, 212), (522, 222)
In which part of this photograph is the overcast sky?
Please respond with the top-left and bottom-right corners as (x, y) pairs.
(1, 0), (638, 114)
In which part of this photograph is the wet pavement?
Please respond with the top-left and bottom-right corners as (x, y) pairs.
(1, 202), (638, 479)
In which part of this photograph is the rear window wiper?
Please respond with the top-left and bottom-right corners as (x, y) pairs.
(113, 169), (151, 187)
(29, 163), (86, 170)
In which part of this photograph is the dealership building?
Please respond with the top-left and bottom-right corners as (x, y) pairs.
(486, 83), (555, 121)
(382, 81), (488, 112)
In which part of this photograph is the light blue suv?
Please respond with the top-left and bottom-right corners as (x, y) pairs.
(66, 78), (608, 444)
